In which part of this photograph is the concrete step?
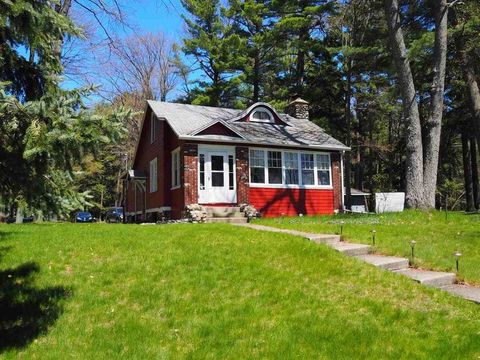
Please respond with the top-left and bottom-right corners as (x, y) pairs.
(206, 217), (248, 224)
(395, 268), (456, 288)
(441, 284), (480, 304)
(355, 254), (409, 271)
(329, 242), (371, 256)
(205, 207), (243, 218)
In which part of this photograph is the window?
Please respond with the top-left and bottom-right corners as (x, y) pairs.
(211, 155), (224, 187)
(199, 154), (205, 190)
(171, 148), (181, 188)
(284, 152), (299, 184)
(150, 113), (157, 143)
(316, 154), (331, 186)
(149, 158), (157, 193)
(249, 107), (274, 123)
(250, 149), (265, 183)
(248, 149), (332, 187)
(301, 154), (315, 185)
(268, 151), (282, 184)
(228, 155), (234, 190)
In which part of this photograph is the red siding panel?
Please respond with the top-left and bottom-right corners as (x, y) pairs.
(249, 188), (334, 217)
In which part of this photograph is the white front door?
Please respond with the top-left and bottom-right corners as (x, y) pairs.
(198, 147), (236, 204)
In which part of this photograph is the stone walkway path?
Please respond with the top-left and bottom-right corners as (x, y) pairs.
(235, 223), (480, 304)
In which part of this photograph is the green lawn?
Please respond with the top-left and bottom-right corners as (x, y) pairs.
(257, 210), (480, 285)
(0, 223), (479, 359)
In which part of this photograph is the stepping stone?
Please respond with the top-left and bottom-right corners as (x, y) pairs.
(441, 284), (480, 304)
(355, 254), (409, 271)
(300, 233), (340, 244)
(395, 268), (456, 288)
(234, 224), (340, 244)
(329, 242), (371, 256)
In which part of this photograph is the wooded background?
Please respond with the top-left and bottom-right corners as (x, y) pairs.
(1, 0), (480, 219)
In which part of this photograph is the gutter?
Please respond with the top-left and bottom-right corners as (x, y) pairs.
(178, 135), (351, 152)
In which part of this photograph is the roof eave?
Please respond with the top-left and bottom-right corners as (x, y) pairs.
(179, 135), (350, 151)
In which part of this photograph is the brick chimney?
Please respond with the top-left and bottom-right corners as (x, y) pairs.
(285, 97), (309, 120)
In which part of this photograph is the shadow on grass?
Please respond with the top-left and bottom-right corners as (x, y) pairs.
(0, 261), (71, 352)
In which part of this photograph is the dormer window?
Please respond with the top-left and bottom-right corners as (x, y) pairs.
(249, 107), (274, 123)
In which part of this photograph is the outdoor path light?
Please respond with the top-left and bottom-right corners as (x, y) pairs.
(454, 251), (462, 272)
(410, 240), (416, 264)
(340, 221), (345, 236)
(371, 230), (376, 246)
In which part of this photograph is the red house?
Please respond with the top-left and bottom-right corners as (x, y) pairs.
(123, 98), (348, 222)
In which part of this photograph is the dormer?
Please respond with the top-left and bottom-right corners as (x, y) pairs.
(231, 102), (288, 125)
(248, 106), (275, 123)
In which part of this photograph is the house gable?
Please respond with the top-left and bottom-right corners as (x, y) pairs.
(194, 121), (243, 138)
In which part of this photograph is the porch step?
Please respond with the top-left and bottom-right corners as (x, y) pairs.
(394, 269), (456, 288)
(205, 206), (243, 218)
(354, 254), (409, 271)
(329, 242), (371, 256)
(205, 217), (248, 224)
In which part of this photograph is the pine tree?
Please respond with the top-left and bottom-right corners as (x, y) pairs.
(181, 0), (243, 107)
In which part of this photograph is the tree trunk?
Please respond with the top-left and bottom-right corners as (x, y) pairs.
(384, 0), (425, 208)
(344, 66), (353, 210)
(423, 0), (448, 208)
(253, 50), (260, 103)
(471, 136), (480, 209)
(295, 27), (308, 95)
(15, 205), (24, 224)
(462, 131), (475, 212)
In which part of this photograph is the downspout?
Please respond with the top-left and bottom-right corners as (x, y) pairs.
(143, 181), (147, 222)
(340, 151), (345, 212)
(122, 180), (127, 224)
(134, 182), (137, 223)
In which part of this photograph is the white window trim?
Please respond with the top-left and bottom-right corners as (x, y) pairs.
(248, 107), (275, 123)
(171, 147), (181, 190)
(149, 157), (158, 193)
(150, 113), (157, 144)
(248, 148), (333, 189)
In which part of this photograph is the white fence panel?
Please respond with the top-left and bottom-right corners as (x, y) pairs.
(375, 192), (405, 213)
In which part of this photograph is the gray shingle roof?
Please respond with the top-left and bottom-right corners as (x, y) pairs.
(147, 100), (348, 151)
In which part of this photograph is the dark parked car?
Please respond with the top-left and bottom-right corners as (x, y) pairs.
(6, 215), (35, 223)
(75, 211), (94, 223)
(105, 207), (124, 223)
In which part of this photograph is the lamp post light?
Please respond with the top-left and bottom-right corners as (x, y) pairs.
(410, 240), (416, 265)
(371, 230), (376, 246)
(454, 251), (462, 272)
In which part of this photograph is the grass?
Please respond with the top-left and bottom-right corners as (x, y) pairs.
(256, 210), (480, 285)
(0, 222), (479, 359)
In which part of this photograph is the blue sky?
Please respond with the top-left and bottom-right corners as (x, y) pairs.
(63, 0), (190, 102)
(132, 0), (186, 40)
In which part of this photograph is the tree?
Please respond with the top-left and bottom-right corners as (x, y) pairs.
(227, 0), (277, 103)
(100, 32), (179, 102)
(181, 0), (243, 107)
(0, 0), (130, 220)
(384, 0), (448, 209)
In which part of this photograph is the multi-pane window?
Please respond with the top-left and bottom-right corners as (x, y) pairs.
(301, 153), (315, 185)
(284, 152), (299, 185)
(316, 154), (331, 186)
(171, 148), (181, 188)
(250, 150), (265, 183)
(268, 151), (282, 184)
(249, 149), (331, 187)
(149, 157), (157, 192)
